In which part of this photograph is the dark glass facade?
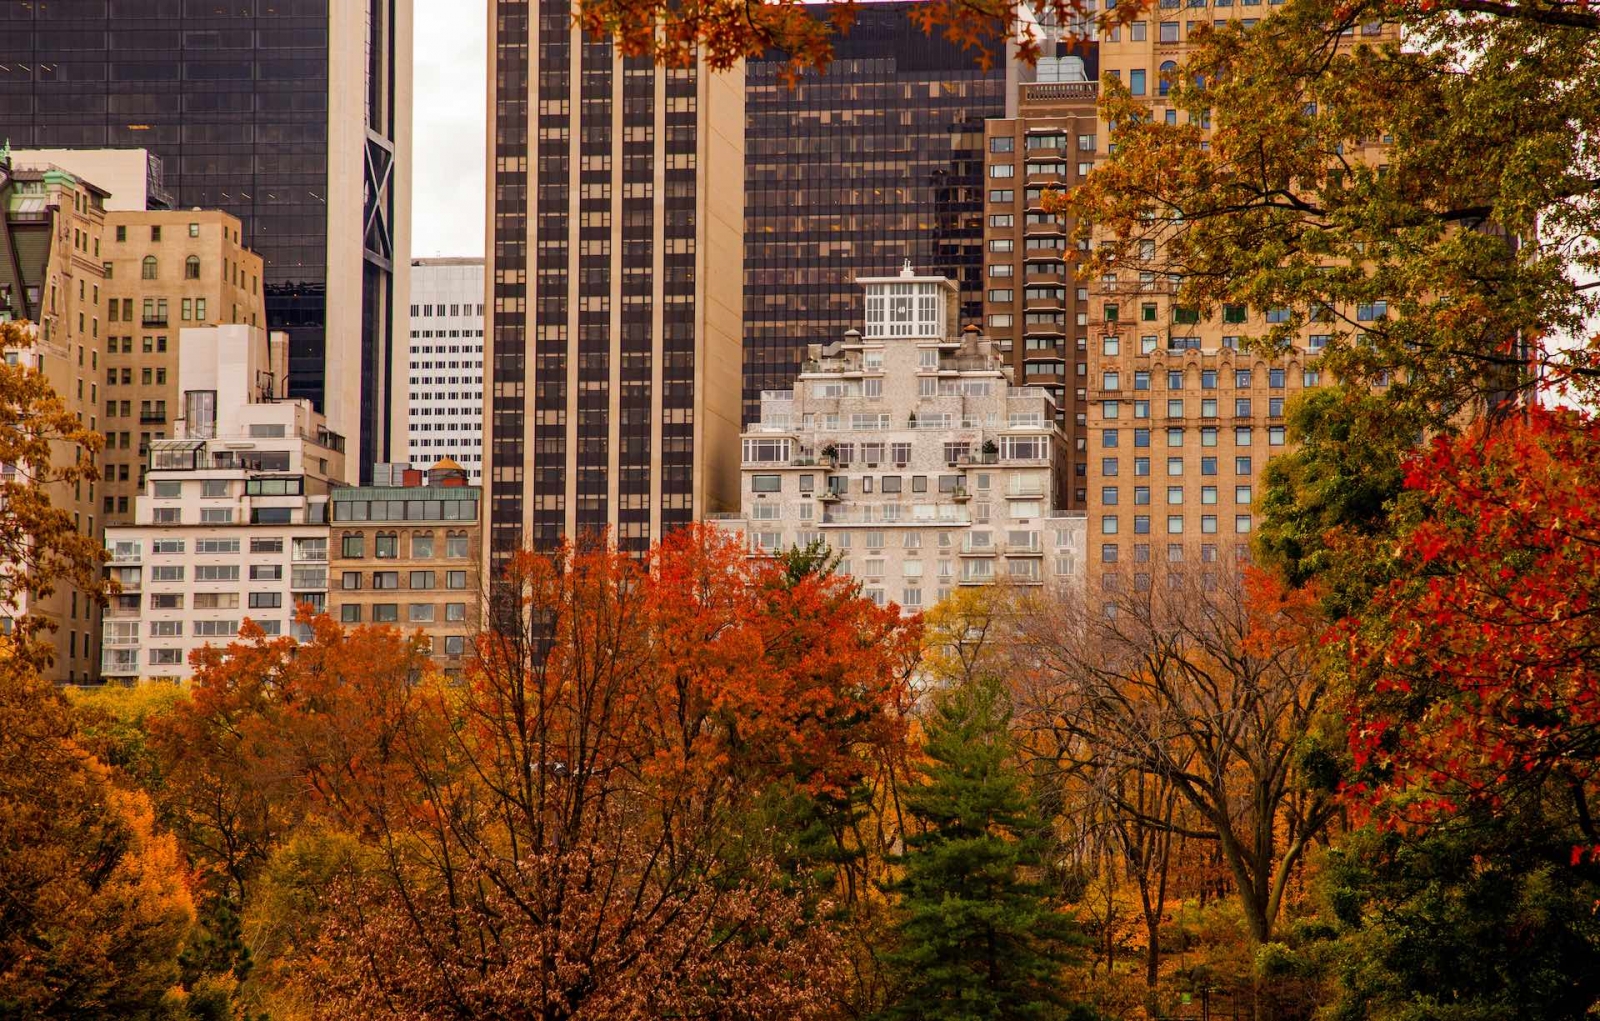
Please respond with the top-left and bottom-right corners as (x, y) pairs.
(489, 0), (740, 563)
(742, 2), (1006, 423)
(0, 0), (402, 479)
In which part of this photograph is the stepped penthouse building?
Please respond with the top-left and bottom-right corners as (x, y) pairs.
(716, 267), (1085, 612)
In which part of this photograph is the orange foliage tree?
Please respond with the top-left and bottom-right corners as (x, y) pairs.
(170, 526), (919, 1019)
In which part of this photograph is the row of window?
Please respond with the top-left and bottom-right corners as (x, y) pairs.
(337, 532), (472, 559)
(1101, 447), (1281, 477)
(990, 134), (1096, 154)
(409, 303), (486, 317)
(1102, 514), (1254, 535)
(338, 570), (470, 591)
(1106, 367), (1297, 390)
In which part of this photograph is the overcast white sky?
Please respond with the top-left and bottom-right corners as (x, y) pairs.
(411, 2), (488, 259)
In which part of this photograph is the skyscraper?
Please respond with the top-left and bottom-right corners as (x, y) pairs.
(485, 2), (744, 563)
(741, 2), (1007, 424)
(406, 258), (485, 482)
(0, 1), (411, 481)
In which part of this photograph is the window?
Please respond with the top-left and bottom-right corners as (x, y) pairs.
(248, 592), (282, 609)
(409, 604), (436, 623)
(1130, 69), (1147, 95)
(373, 572), (400, 590)
(188, 222), (200, 238)
(375, 533), (399, 558)
(412, 535), (434, 558)
(342, 534), (365, 558)
(447, 533), (470, 558)
(141, 256), (157, 280)
(447, 571), (468, 589)
(990, 135), (1015, 152)
(373, 604), (399, 623)
(195, 565), (239, 582)
(410, 570), (435, 590)
(751, 474), (781, 493)
(185, 256), (200, 280)
(250, 565), (283, 581)
(151, 225), (161, 242)
(446, 603), (467, 622)
(341, 572), (363, 590)
(340, 604), (362, 623)
(444, 636), (467, 656)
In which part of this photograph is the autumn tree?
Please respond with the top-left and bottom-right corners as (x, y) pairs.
(216, 527), (923, 1020)
(1061, 0), (1600, 422)
(1012, 569), (1339, 950)
(0, 319), (107, 668)
(1325, 406), (1600, 1018)
(879, 669), (1089, 1021)
(0, 658), (193, 1019)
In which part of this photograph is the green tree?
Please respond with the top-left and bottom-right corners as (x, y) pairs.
(1062, 0), (1600, 424)
(880, 673), (1087, 1021)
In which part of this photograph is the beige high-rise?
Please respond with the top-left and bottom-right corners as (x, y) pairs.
(0, 160), (110, 683)
(1084, 9), (1394, 605)
(983, 76), (1101, 512)
(99, 211), (266, 526)
(485, 3), (744, 566)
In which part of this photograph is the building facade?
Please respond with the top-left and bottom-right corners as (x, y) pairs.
(982, 76), (1100, 510)
(716, 268), (1085, 611)
(101, 325), (343, 683)
(100, 210), (267, 524)
(406, 258), (484, 482)
(0, 1), (413, 480)
(742, 1), (1007, 424)
(327, 460), (482, 677)
(1083, 8), (1393, 606)
(0, 159), (110, 682)
(486, 5), (744, 564)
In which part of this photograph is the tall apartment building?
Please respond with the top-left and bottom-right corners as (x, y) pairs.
(982, 74), (1100, 510)
(100, 210), (267, 525)
(1083, 8), (1393, 606)
(406, 258), (485, 483)
(714, 268), (1085, 611)
(742, 1), (1007, 423)
(486, 7), (743, 562)
(0, 2), (413, 479)
(101, 325), (344, 683)
(328, 460), (482, 678)
(0, 158), (110, 682)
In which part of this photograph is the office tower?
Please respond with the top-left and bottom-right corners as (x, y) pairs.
(742, 1), (1007, 424)
(328, 461), (482, 680)
(714, 268), (1084, 610)
(1082, 9), (1394, 605)
(982, 69), (1099, 511)
(0, 2), (412, 481)
(100, 210), (267, 525)
(0, 159), (109, 682)
(486, 4), (744, 563)
(406, 258), (485, 482)
(102, 325), (343, 683)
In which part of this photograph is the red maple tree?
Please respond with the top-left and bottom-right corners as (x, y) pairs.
(1346, 406), (1600, 855)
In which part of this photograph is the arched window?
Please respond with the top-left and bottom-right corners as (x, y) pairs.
(1158, 60), (1178, 97)
(141, 256), (157, 280)
(184, 255), (200, 280)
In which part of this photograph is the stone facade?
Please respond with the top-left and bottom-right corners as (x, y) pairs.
(717, 267), (1085, 612)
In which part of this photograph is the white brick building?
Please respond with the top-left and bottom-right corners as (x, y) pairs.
(716, 267), (1086, 611)
(406, 258), (484, 482)
(101, 326), (344, 682)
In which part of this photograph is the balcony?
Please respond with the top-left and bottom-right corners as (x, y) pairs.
(1020, 80), (1099, 104)
(141, 315), (168, 327)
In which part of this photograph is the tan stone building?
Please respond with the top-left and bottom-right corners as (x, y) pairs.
(99, 210), (265, 525)
(983, 76), (1101, 511)
(328, 460), (482, 678)
(1084, 9), (1394, 609)
(0, 158), (110, 682)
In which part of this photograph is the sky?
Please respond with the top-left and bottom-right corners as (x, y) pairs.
(411, 2), (488, 260)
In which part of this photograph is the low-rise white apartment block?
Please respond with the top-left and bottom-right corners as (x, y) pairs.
(406, 258), (484, 482)
(715, 266), (1086, 611)
(101, 325), (345, 682)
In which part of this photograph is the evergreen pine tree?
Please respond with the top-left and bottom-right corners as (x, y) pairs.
(879, 673), (1088, 1021)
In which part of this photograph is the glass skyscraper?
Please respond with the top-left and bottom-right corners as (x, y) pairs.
(742, 2), (1008, 423)
(0, 0), (410, 480)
